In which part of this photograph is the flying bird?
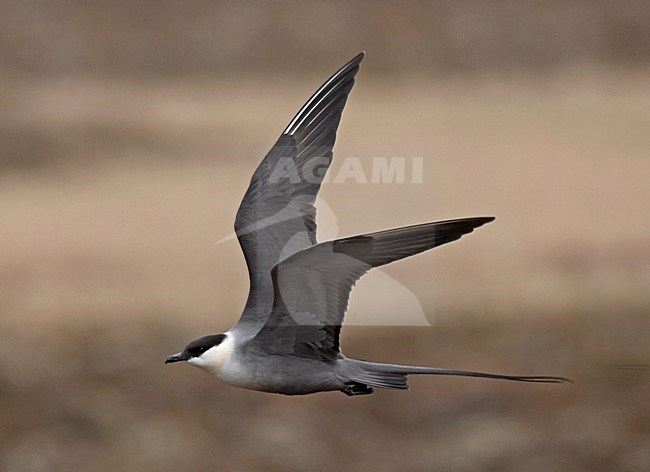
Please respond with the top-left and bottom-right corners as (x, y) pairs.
(165, 52), (569, 395)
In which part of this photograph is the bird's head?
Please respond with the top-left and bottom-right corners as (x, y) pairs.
(165, 333), (232, 374)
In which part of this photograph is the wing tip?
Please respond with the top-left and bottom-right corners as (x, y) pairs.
(450, 216), (495, 229)
(283, 52), (366, 135)
(477, 216), (496, 225)
(352, 50), (366, 64)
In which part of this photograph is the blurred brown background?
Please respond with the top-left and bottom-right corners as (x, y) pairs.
(1, 1), (649, 471)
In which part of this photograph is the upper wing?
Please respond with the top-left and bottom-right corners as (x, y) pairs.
(251, 217), (495, 360)
(232, 52), (365, 335)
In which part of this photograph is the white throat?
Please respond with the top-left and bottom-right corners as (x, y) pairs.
(187, 333), (235, 376)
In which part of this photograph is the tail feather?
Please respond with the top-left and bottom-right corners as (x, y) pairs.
(349, 360), (571, 390)
(352, 370), (410, 389)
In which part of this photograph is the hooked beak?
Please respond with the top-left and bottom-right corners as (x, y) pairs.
(165, 352), (188, 364)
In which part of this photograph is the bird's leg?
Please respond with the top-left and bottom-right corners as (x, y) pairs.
(342, 383), (374, 396)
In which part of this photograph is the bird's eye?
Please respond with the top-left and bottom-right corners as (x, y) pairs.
(188, 346), (207, 357)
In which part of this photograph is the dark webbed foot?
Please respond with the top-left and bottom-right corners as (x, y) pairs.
(342, 383), (374, 396)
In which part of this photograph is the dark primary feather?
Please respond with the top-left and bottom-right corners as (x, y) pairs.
(232, 53), (365, 336)
(253, 217), (495, 360)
